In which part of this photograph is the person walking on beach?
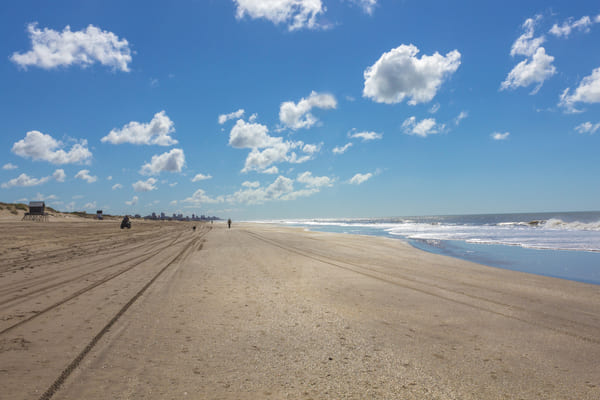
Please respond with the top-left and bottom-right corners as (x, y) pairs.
(228, 218), (231, 229)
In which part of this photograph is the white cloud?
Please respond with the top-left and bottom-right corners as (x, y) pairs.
(262, 166), (279, 174)
(349, 130), (382, 141)
(549, 16), (594, 38)
(347, 0), (377, 15)
(429, 103), (440, 114)
(75, 169), (97, 183)
(559, 67), (600, 112)
(297, 171), (334, 188)
(218, 109), (245, 124)
(333, 142), (353, 154)
(84, 201), (97, 210)
(228, 117), (320, 173)
(229, 119), (276, 148)
(140, 148), (185, 175)
(363, 44), (461, 105)
(501, 47), (556, 94)
(191, 173), (212, 182)
(279, 91), (337, 130)
(242, 181), (260, 188)
(349, 172), (373, 185)
(101, 111), (177, 146)
(2, 163), (18, 170)
(112, 183), (123, 190)
(503, 16), (555, 94)
(1, 173), (50, 188)
(133, 178), (158, 192)
(574, 122), (600, 134)
(107, 176), (113, 180)
(183, 189), (224, 205)
(491, 132), (510, 140)
(12, 131), (92, 164)
(233, 0), (324, 31)
(511, 16), (545, 57)
(11, 23), (131, 71)
(454, 111), (468, 125)
(125, 196), (138, 206)
(402, 116), (445, 137)
(52, 169), (66, 182)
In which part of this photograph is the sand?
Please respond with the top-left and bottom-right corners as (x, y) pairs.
(0, 218), (599, 399)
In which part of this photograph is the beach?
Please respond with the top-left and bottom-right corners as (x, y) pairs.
(1, 218), (599, 399)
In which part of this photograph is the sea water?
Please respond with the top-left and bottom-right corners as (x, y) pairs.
(266, 212), (600, 285)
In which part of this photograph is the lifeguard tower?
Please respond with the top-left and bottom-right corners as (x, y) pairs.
(23, 201), (48, 222)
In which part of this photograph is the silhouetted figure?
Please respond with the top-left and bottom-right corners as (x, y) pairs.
(228, 218), (231, 229)
(120, 215), (131, 229)
(193, 226), (196, 231)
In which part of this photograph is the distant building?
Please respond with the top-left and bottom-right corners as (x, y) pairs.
(96, 210), (103, 220)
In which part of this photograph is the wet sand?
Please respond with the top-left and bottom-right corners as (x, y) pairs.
(1, 219), (599, 399)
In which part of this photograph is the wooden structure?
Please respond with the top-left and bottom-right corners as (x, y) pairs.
(96, 210), (103, 220)
(22, 201), (48, 222)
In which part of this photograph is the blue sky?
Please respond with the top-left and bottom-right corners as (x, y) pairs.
(1, 0), (599, 219)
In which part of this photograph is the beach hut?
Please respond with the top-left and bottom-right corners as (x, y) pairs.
(23, 201), (48, 221)
(96, 210), (103, 220)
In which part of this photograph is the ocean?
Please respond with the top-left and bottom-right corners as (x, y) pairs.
(264, 212), (600, 285)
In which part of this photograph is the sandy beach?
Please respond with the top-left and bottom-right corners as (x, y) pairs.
(1, 217), (599, 399)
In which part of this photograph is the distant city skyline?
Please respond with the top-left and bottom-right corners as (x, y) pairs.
(1, 1), (599, 219)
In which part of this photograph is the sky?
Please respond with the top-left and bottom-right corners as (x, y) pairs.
(1, 0), (599, 220)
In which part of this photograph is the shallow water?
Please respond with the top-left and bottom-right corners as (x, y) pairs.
(266, 212), (600, 285)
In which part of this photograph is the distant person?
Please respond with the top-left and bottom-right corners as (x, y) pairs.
(228, 218), (231, 229)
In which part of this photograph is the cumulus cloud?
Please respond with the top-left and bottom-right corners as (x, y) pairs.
(1, 173), (50, 188)
(510, 16), (545, 57)
(348, 172), (373, 185)
(84, 201), (97, 210)
(101, 111), (177, 146)
(502, 16), (555, 94)
(227, 175), (319, 205)
(125, 196), (138, 206)
(574, 122), (600, 134)
(191, 173), (212, 182)
(52, 169), (66, 182)
(549, 16), (595, 38)
(2, 163), (18, 170)
(402, 116), (445, 137)
(11, 23), (132, 71)
(297, 171), (334, 188)
(279, 91), (337, 130)
(333, 142), (353, 155)
(363, 44), (461, 105)
(218, 109), (245, 124)
(183, 189), (224, 205)
(2, 169), (66, 188)
(75, 169), (97, 183)
(112, 183), (123, 190)
(229, 119), (276, 148)
(501, 47), (556, 94)
(12, 131), (92, 164)
(140, 148), (185, 175)
(228, 117), (319, 173)
(559, 67), (600, 112)
(348, 130), (382, 141)
(233, 0), (324, 31)
(133, 178), (158, 192)
(242, 181), (260, 188)
(491, 132), (510, 140)
(262, 166), (279, 174)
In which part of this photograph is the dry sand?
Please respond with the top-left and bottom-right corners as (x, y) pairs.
(1, 217), (599, 399)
